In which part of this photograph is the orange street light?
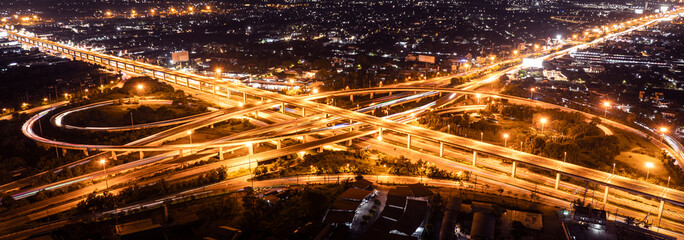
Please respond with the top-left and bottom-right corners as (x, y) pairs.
(475, 93), (481, 104)
(645, 162), (654, 180)
(99, 158), (108, 188)
(540, 118), (547, 133)
(187, 130), (193, 144)
(659, 127), (668, 142)
(530, 87), (535, 99)
(603, 101), (610, 118)
(503, 133), (509, 147)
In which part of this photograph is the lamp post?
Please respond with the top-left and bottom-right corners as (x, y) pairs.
(659, 127), (668, 143)
(137, 84), (144, 105)
(215, 68), (222, 79)
(187, 130), (193, 144)
(503, 133), (509, 147)
(99, 159), (108, 189)
(603, 101), (610, 118)
(645, 162), (654, 180)
(530, 87), (535, 99)
(476, 93), (481, 105)
(612, 162), (616, 175)
(480, 131), (483, 142)
(540, 118), (547, 133)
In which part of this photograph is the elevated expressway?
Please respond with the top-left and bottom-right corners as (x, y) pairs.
(4, 10), (684, 233)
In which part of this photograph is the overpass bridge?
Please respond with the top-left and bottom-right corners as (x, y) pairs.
(6, 21), (684, 225)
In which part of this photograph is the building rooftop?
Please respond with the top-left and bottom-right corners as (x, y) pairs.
(331, 199), (362, 212)
(338, 188), (372, 201)
(391, 199), (428, 236)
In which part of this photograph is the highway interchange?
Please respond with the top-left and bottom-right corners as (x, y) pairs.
(2, 8), (684, 239)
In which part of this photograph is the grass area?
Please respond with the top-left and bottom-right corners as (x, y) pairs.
(64, 103), (206, 127)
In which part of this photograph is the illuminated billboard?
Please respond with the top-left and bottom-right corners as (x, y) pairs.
(418, 55), (435, 64)
(522, 58), (543, 68)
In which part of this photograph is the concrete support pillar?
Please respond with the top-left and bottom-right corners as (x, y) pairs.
(242, 92), (247, 103)
(247, 143), (254, 155)
(62, 148), (67, 156)
(555, 173), (561, 190)
(603, 186), (609, 204)
(303, 135), (308, 143)
(83, 150), (89, 156)
(370, 92), (374, 99)
(111, 151), (117, 160)
(227, 88), (231, 98)
(280, 103), (285, 113)
(219, 147), (224, 160)
(378, 127), (383, 139)
(350, 94), (354, 102)
(254, 111), (259, 118)
(658, 200), (665, 228)
(302, 108), (306, 117)
(511, 161), (517, 178)
(407, 134), (412, 148)
(212, 85), (217, 95)
(439, 142), (444, 157)
(472, 151), (478, 167)
(277, 140), (282, 149)
(179, 149), (183, 158)
(139, 151), (144, 160)
(349, 120), (353, 131)
(347, 139), (353, 146)
(318, 147), (323, 153)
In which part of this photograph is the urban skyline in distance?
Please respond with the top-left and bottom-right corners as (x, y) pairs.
(1, 0), (684, 239)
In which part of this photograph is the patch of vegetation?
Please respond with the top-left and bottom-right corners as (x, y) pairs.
(65, 104), (205, 127)
(253, 150), (469, 182)
(240, 183), (348, 239)
(75, 166), (228, 213)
